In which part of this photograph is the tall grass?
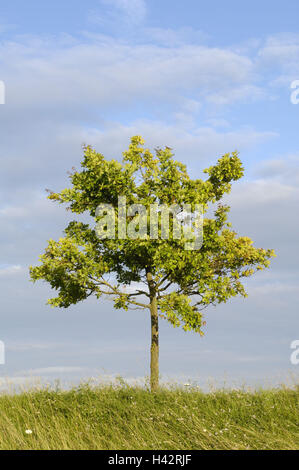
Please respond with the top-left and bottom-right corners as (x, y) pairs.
(0, 383), (298, 450)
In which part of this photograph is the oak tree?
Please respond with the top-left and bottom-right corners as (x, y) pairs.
(30, 136), (275, 391)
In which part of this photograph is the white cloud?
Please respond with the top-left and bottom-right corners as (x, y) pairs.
(72, 120), (275, 164)
(0, 265), (23, 277)
(206, 118), (230, 128)
(249, 282), (299, 296)
(206, 84), (266, 105)
(257, 33), (299, 87)
(255, 155), (299, 184)
(258, 33), (299, 68)
(109, 0), (147, 23)
(0, 206), (29, 218)
(144, 26), (208, 46)
(0, 36), (259, 113)
(222, 156), (299, 276)
(227, 179), (298, 207)
(89, 0), (147, 27)
(0, 31), (276, 200)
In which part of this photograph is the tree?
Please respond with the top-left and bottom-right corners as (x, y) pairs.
(30, 136), (275, 391)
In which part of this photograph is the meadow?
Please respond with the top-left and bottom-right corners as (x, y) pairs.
(0, 382), (298, 450)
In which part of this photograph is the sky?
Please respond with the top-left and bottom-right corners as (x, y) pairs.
(0, 0), (299, 390)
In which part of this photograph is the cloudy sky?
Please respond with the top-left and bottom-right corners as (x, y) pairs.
(0, 0), (299, 390)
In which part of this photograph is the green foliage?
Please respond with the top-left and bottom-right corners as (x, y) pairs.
(30, 136), (275, 334)
(0, 385), (298, 450)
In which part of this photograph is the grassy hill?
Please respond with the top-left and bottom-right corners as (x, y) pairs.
(0, 383), (298, 450)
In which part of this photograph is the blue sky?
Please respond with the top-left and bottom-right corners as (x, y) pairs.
(0, 0), (299, 389)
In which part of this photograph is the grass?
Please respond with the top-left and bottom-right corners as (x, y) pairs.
(0, 382), (298, 450)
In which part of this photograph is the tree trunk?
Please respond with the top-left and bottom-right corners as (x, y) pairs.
(146, 271), (159, 392)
